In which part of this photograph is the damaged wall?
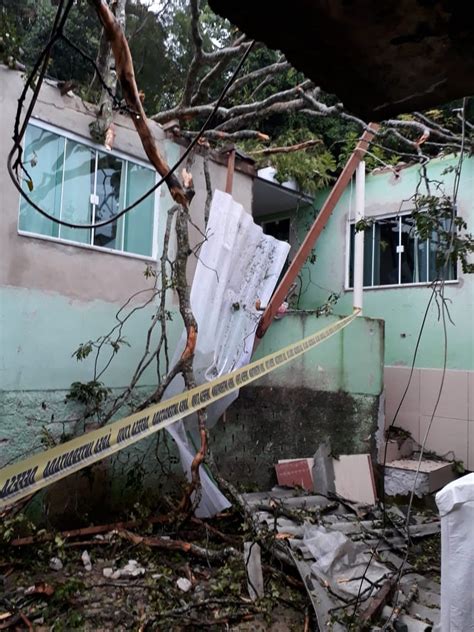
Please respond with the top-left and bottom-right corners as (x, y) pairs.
(0, 66), (253, 475)
(210, 313), (384, 488)
(283, 156), (474, 469)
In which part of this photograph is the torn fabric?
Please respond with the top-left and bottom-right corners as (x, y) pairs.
(164, 190), (290, 517)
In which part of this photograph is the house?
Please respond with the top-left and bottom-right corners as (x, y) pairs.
(246, 155), (474, 473)
(1, 65), (385, 510)
(0, 65), (251, 491)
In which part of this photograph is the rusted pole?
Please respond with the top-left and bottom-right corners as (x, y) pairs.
(255, 123), (379, 340)
(225, 147), (236, 194)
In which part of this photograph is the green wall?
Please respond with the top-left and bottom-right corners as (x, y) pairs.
(253, 313), (384, 396)
(0, 286), (180, 392)
(291, 156), (473, 370)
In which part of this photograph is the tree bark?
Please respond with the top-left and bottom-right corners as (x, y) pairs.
(90, 0), (188, 207)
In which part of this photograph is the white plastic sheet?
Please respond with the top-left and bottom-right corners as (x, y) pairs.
(436, 473), (474, 632)
(164, 190), (290, 517)
(303, 524), (388, 600)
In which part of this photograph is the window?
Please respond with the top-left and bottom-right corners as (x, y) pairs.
(348, 214), (456, 288)
(262, 217), (291, 279)
(19, 122), (157, 258)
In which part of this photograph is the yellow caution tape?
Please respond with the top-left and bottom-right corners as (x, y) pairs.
(0, 310), (360, 509)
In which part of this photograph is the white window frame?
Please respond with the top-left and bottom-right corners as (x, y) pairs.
(344, 211), (458, 290)
(17, 118), (162, 261)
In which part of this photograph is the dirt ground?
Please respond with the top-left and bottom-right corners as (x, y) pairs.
(0, 511), (311, 631)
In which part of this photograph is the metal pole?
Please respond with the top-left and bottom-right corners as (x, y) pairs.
(255, 123), (379, 340)
(353, 161), (365, 312)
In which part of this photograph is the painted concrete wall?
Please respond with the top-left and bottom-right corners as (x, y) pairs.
(0, 64), (387, 507)
(281, 156), (474, 468)
(210, 313), (384, 488)
(0, 66), (253, 473)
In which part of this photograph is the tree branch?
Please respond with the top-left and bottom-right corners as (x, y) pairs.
(180, 0), (204, 107)
(190, 34), (249, 105)
(225, 60), (290, 98)
(90, 0), (188, 207)
(248, 138), (323, 156)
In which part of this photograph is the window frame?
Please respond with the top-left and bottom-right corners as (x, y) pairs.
(344, 210), (459, 291)
(17, 118), (161, 261)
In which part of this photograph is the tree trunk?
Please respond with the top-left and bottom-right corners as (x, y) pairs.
(89, 0), (127, 148)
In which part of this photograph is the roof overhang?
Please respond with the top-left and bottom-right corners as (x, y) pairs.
(253, 170), (313, 218)
(208, 0), (474, 119)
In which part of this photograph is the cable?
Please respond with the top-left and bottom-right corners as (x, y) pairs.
(349, 282), (437, 624)
(381, 282), (449, 630)
(380, 100), (467, 630)
(7, 11), (255, 229)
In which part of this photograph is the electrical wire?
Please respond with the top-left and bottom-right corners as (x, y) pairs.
(380, 100), (467, 630)
(381, 282), (449, 630)
(350, 100), (468, 624)
(7, 4), (255, 229)
(349, 283), (437, 624)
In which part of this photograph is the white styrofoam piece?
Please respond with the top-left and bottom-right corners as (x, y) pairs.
(436, 473), (474, 632)
(164, 190), (290, 517)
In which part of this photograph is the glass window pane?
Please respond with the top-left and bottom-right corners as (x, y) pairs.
(19, 125), (64, 237)
(373, 218), (399, 285)
(60, 140), (95, 244)
(349, 224), (373, 287)
(93, 153), (125, 249)
(428, 221), (457, 281)
(400, 216), (427, 284)
(123, 164), (155, 256)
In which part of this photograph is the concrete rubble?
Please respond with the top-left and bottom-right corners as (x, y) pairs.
(241, 486), (442, 631)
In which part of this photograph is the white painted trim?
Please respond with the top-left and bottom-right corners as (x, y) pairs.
(344, 279), (459, 292)
(19, 120), (159, 259)
(17, 230), (155, 262)
(345, 208), (459, 290)
(344, 215), (351, 290)
(353, 161), (365, 312)
(29, 118), (153, 169)
(151, 172), (160, 261)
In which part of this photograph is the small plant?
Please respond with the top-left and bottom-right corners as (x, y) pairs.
(71, 341), (93, 361)
(66, 380), (110, 417)
(144, 264), (156, 278)
(412, 193), (474, 275)
(0, 512), (36, 543)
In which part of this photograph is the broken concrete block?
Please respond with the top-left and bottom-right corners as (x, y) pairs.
(312, 443), (335, 495)
(176, 577), (192, 592)
(384, 437), (414, 463)
(244, 541), (264, 600)
(385, 459), (456, 497)
(81, 550), (92, 571)
(49, 557), (63, 571)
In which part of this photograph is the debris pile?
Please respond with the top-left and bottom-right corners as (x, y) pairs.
(242, 487), (441, 631)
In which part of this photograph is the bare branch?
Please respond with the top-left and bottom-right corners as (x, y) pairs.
(190, 34), (249, 105)
(153, 81), (312, 126)
(225, 60), (291, 98)
(248, 138), (323, 156)
(180, 0), (204, 107)
(222, 79), (312, 119)
(180, 129), (270, 141)
(202, 40), (253, 63)
(215, 97), (307, 132)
